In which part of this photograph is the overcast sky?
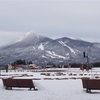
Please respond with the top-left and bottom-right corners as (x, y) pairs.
(0, 0), (100, 45)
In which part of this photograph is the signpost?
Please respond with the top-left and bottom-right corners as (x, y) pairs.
(83, 51), (90, 70)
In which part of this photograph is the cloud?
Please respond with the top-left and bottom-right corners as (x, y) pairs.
(0, 31), (25, 45)
(0, 0), (100, 44)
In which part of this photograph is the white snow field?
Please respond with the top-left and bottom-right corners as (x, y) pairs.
(0, 68), (100, 100)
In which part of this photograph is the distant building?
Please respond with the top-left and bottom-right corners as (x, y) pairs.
(28, 64), (39, 69)
(8, 64), (13, 70)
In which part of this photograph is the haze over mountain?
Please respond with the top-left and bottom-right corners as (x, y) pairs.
(0, 32), (100, 66)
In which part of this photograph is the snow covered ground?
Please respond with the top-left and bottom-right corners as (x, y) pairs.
(0, 68), (100, 100)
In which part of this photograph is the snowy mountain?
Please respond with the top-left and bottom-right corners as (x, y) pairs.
(0, 32), (100, 65)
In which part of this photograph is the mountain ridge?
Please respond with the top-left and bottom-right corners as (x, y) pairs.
(0, 32), (100, 65)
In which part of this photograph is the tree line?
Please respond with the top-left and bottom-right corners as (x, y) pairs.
(11, 59), (33, 66)
(11, 59), (100, 68)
